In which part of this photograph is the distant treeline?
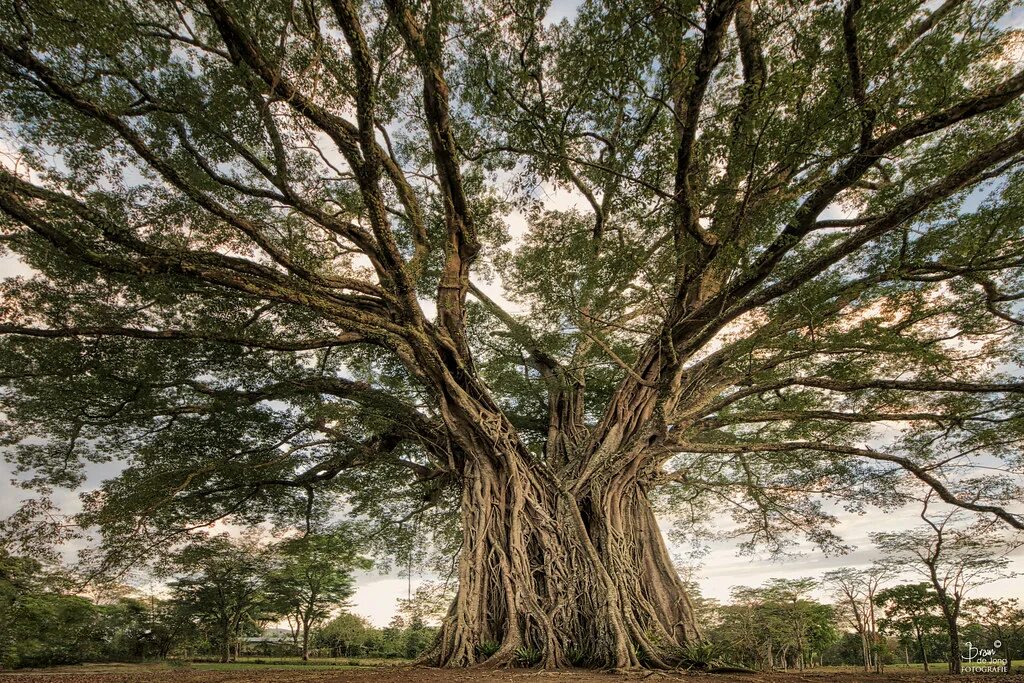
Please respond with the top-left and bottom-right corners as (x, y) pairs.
(694, 575), (1021, 673)
(2, 543), (1020, 670)
(0, 532), (445, 669)
(0, 551), (436, 667)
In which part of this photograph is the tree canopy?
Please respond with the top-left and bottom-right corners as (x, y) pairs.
(2, 0), (1024, 670)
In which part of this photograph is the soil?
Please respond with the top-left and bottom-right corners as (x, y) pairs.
(1, 664), (1022, 683)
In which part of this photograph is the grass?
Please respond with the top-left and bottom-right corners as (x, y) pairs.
(191, 662), (363, 671)
(811, 661), (1022, 674)
(184, 656), (410, 670)
(0, 657), (410, 674)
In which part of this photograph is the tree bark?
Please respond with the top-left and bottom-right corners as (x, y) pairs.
(419, 443), (701, 669)
(916, 624), (929, 672)
(220, 623), (231, 664)
(945, 616), (961, 674)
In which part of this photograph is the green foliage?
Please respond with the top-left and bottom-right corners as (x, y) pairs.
(564, 644), (588, 667)
(394, 581), (455, 634)
(0, 549), (99, 667)
(476, 640), (500, 659)
(314, 613), (373, 658)
(402, 621), (435, 660)
(313, 612), (436, 660)
(267, 529), (370, 656)
(1, 549), (190, 668)
(162, 533), (273, 659)
(963, 597), (1024, 667)
(876, 582), (944, 650)
(513, 645), (542, 666)
(709, 578), (838, 671)
(679, 641), (725, 669)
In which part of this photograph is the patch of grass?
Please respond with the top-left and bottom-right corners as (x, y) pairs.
(192, 662), (358, 671)
(187, 656), (404, 670)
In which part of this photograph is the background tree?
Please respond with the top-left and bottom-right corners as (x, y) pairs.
(875, 582), (943, 672)
(2, 0), (1024, 669)
(712, 580), (835, 671)
(824, 566), (890, 672)
(395, 581), (454, 626)
(713, 588), (766, 670)
(268, 529), (369, 660)
(315, 612), (373, 659)
(163, 533), (271, 663)
(96, 597), (160, 662)
(873, 500), (1019, 674)
(822, 632), (872, 668)
(963, 597), (1024, 673)
(0, 549), (101, 668)
(759, 578), (828, 671)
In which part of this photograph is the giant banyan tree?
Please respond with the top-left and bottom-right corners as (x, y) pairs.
(2, 0), (1024, 669)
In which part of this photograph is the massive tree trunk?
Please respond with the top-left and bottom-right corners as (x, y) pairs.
(419, 441), (700, 669)
(406, 331), (703, 669)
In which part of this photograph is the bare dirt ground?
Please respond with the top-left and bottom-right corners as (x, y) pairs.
(2, 664), (1023, 683)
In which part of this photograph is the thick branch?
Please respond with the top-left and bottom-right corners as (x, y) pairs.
(199, 0), (418, 305)
(0, 324), (364, 351)
(842, 0), (875, 149)
(718, 67), (1024, 311)
(672, 0), (740, 258)
(385, 0), (478, 357)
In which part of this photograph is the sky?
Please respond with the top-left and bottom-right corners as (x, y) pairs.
(2, 0), (1024, 628)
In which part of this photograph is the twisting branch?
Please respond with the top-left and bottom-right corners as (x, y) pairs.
(842, 0), (875, 149)
(199, 0), (419, 305)
(706, 0), (767, 249)
(701, 377), (1024, 418)
(385, 0), (479, 357)
(697, 408), (1008, 429)
(468, 282), (562, 376)
(714, 67), (1024, 313)
(0, 324), (364, 351)
(733, 126), (1024, 315)
(0, 170), (399, 335)
(671, 0), (741, 260)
